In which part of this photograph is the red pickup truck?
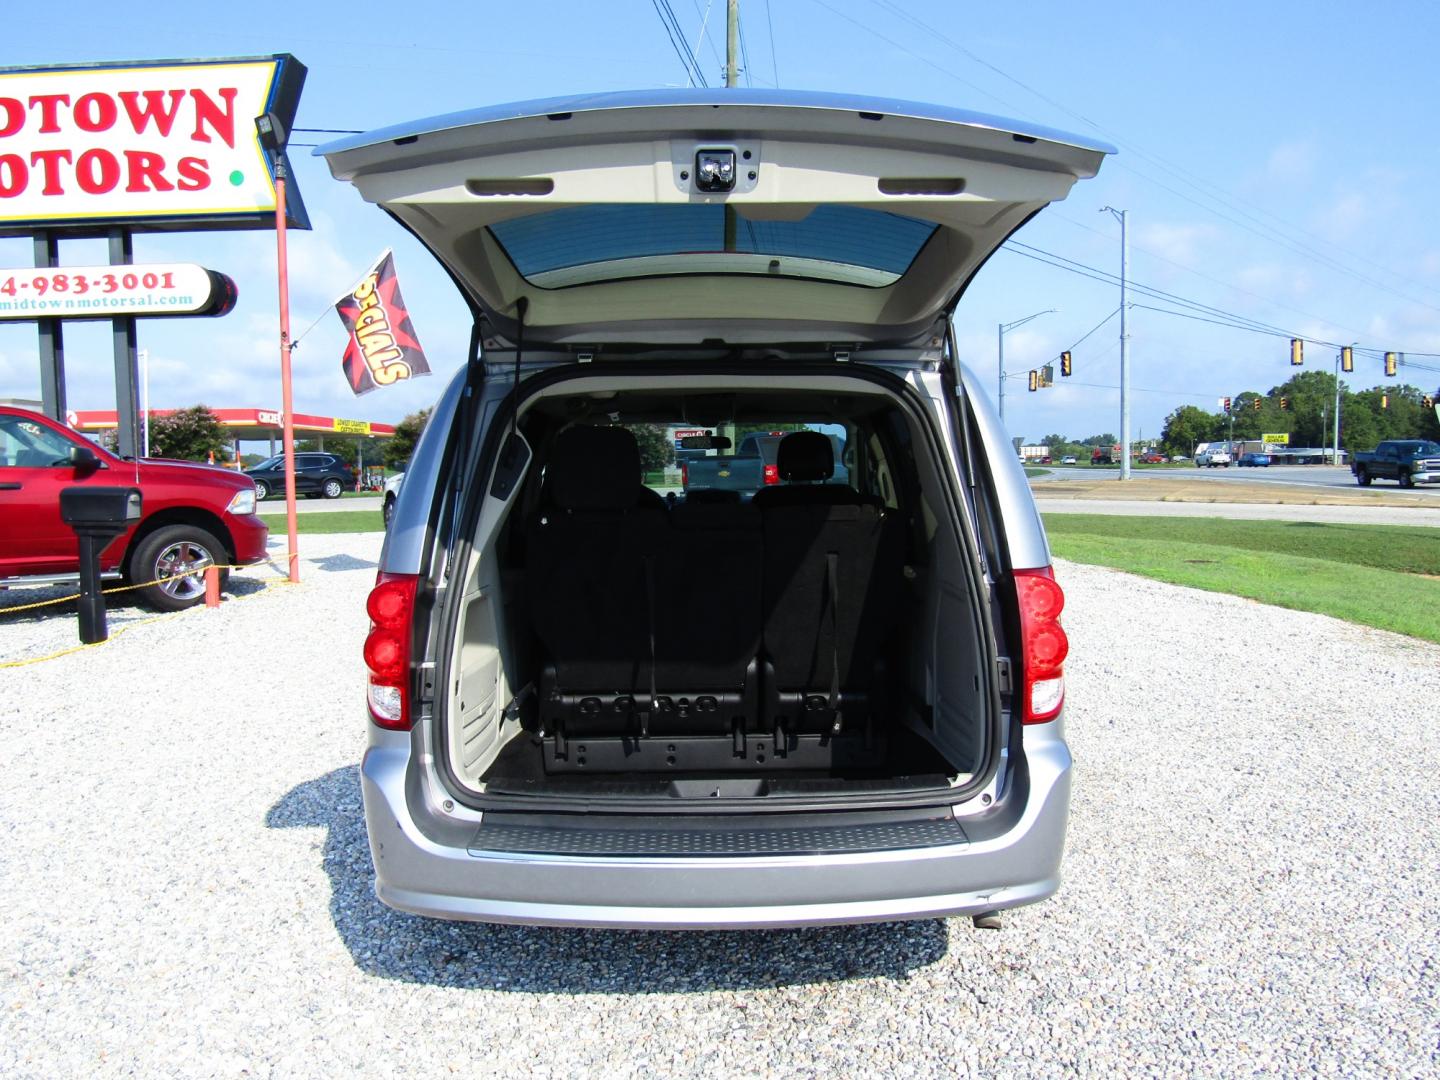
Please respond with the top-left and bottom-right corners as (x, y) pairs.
(0, 406), (268, 610)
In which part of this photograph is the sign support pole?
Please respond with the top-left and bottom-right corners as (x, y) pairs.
(108, 228), (141, 460)
(272, 154), (300, 583)
(33, 231), (66, 422)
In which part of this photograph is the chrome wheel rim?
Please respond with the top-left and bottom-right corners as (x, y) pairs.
(154, 541), (215, 600)
(325, 480), (342, 497)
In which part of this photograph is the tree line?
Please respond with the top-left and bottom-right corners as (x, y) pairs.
(1158, 372), (1439, 456)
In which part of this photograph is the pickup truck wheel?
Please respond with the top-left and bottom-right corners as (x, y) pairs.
(1399, 471), (1414, 488)
(323, 478), (344, 499)
(129, 524), (226, 611)
(1356, 468), (1371, 486)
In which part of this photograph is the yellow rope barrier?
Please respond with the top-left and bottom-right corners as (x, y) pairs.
(0, 551), (303, 668)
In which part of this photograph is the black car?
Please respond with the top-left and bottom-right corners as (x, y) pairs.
(245, 452), (355, 500)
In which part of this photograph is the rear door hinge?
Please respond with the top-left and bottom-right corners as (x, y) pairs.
(833, 349), (851, 363)
(995, 657), (1013, 695)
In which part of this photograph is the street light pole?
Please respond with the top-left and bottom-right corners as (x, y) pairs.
(1102, 206), (1131, 480)
(997, 309), (1056, 428)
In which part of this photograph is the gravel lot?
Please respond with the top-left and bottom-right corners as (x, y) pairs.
(2, 533), (1437, 1078)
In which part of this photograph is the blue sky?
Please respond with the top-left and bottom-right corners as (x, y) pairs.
(2, 0), (1438, 446)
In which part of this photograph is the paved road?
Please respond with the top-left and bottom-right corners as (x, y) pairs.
(1040, 464), (1440, 496)
(1036, 498), (1440, 526)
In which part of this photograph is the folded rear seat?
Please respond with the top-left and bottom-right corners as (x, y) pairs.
(754, 432), (904, 755)
(526, 426), (763, 771)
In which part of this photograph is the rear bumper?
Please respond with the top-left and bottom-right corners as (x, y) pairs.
(358, 724), (1073, 929)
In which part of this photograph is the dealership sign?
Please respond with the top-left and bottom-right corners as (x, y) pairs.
(0, 261), (236, 319)
(0, 55), (307, 234)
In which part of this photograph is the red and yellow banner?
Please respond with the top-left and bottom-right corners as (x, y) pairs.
(335, 250), (429, 396)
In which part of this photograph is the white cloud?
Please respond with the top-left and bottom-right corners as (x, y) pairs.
(1136, 222), (1216, 268)
(1264, 140), (1318, 185)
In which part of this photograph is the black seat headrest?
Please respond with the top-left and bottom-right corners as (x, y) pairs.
(776, 430), (834, 482)
(548, 425), (642, 510)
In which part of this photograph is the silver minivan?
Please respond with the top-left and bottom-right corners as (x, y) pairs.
(322, 89), (1109, 928)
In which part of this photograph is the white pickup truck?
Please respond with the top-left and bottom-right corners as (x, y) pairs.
(1195, 448), (1232, 468)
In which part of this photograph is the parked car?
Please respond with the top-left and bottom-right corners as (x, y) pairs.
(1138, 451), (1165, 464)
(382, 472), (404, 526)
(0, 406), (267, 610)
(1060, 456), (1077, 465)
(1237, 452), (1271, 467)
(1170, 454), (1188, 462)
(1195, 449), (1232, 467)
(1351, 440), (1440, 487)
(245, 452), (355, 500)
(682, 431), (850, 497)
(323, 89), (1104, 929)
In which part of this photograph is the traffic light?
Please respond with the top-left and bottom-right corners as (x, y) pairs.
(1028, 370), (1038, 392)
(1280, 397), (1289, 411)
(1252, 397), (1262, 411)
(1040, 364), (1054, 387)
(1381, 394), (1389, 410)
(1060, 351), (1073, 377)
(1384, 352), (1398, 377)
(1423, 395), (1435, 409)
(1223, 397), (1232, 414)
(1341, 346), (1354, 372)
(1290, 338), (1304, 365)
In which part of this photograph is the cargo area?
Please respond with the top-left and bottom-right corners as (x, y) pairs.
(436, 372), (999, 809)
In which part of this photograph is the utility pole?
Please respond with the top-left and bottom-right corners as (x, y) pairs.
(997, 309), (1055, 427)
(1102, 207), (1131, 479)
(726, 0), (739, 87)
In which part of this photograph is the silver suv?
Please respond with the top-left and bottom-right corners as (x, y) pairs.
(322, 90), (1109, 929)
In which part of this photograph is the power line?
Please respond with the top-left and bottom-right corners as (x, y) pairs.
(1064, 307), (1121, 353)
(801, 0), (1016, 111)
(687, 0), (723, 75)
(1046, 210), (1377, 345)
(651, 0), (708, 86)
(1001, 241), (1440, 359)
(736, 5), (754, 86)
(851, 0), (1440, 317)
(763, 0), (780, 86)
(852, 0), (1428, 316)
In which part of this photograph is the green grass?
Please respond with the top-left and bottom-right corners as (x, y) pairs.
(1043, 514), (1440, 643)
(259, 511), (383, 534)
(1023, 467), (1051, 478)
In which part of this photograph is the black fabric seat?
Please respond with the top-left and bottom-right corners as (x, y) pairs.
(526, 426), (668, 744)
(526, 425), (762, 768)
(756, 431), (903, 739)
(750, 430), (865, 509)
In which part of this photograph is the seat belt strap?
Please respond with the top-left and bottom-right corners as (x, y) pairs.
(642, 552), (658, 736)
(826, 551), (842, 732)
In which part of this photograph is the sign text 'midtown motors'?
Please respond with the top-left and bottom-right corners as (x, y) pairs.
(0, 55), (306, 233)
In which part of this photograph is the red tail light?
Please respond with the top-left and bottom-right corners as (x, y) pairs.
(364, 572), (419, 730)
(681, 462), (688, 488)
(1014, 566), (1068, 724)
(763, 463), (780, 485)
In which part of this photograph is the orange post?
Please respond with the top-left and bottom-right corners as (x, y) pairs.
(204, 564), (221, 608)
(273, 162), (300, 582)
